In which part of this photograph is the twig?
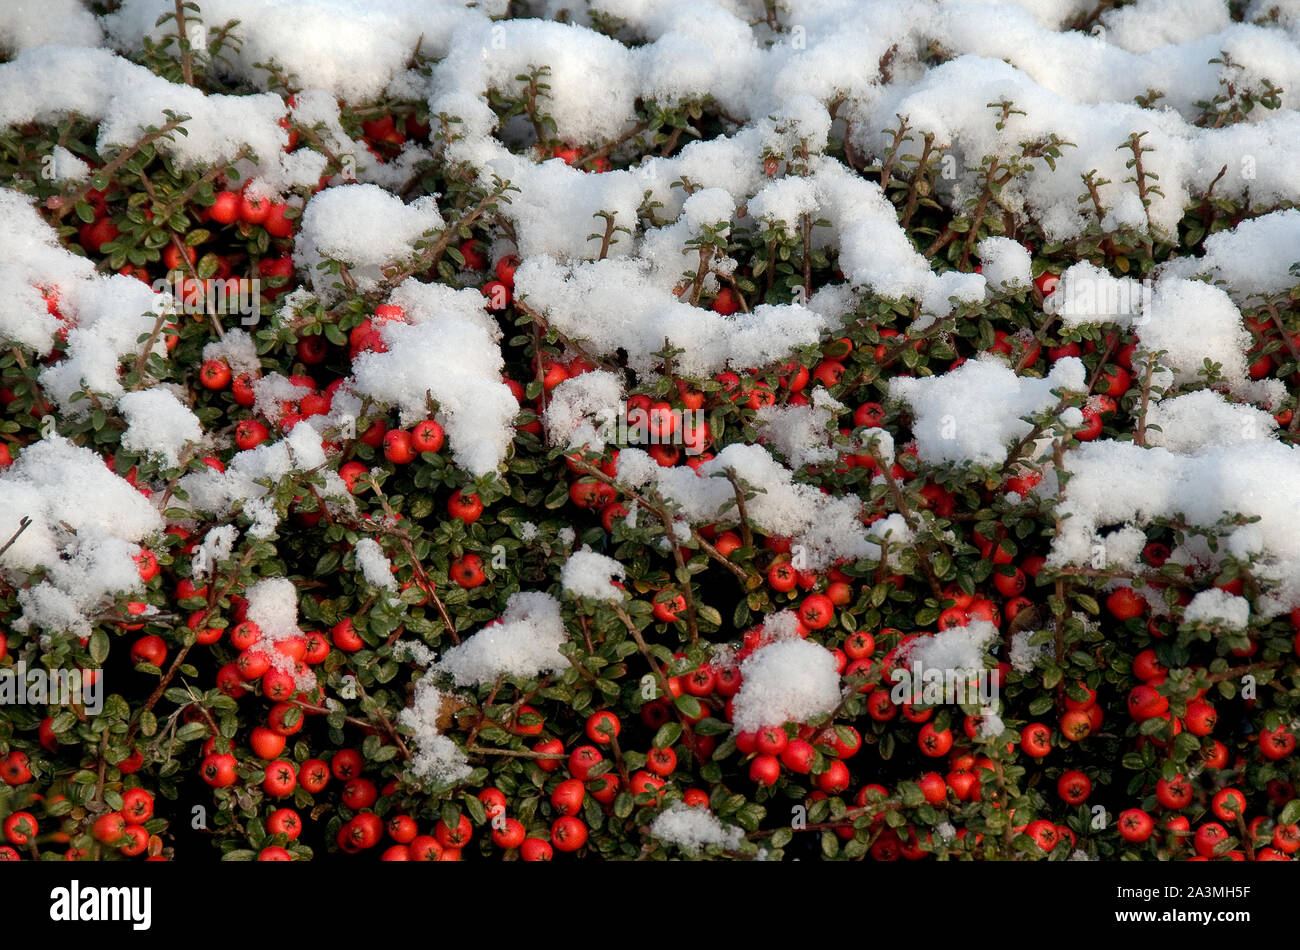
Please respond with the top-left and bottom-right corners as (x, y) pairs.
(0, 517), (32, 559)
(723, 468), (754, 550)
(867, 447), (946, 600)
(51, 117), (189, 220)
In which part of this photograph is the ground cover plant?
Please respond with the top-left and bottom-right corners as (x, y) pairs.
(1, 0), (1300, 862)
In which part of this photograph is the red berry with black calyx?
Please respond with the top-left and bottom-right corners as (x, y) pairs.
(199, 359), (231, 390)
(448, 489), (483, 523)
(711, 288), (739, 315)
(235, 420), (269, 451)
(491, 818), (526, 849)
(568, 745), (602, 781)
(296, 336), (328, 365)
(646, 747), (676, 777)
(652, 593), (686, 623)
(1117, 808), (1154, 843)
(521, 838), (552, 861)
(798, 593), (834, 630)
(1057, 770), (1091, 805)
(817, 760), (850, 794)
(683, 667), (715, 696)
(411, 420), (444, 454)
(383, 429), (415, 464)
(551, 816), (587, 852)
(767, 560), (797, 592)
(209, 191), (241, 224)
(550, 779), (585, 817)
(1020, 722), (1052, 758)
(755, 725), (788, 756)
(1107, 586), (1145, 620)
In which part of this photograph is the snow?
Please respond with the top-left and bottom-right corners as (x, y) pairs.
(0, 1), (103, 52)
(1099, 0), (1232, 54)
(1159, 210), (1300, 304)
(203, 330), (261, 378)
(1009, 629), (1049, 673)
(901, 621), (1000, 674)
(560, 548), (627, 602)
(0, 189), (95, 352)
(437, 592), (568, 686)
(3, 0), (1300, 810)
(0, 46), (291, 185)
(38, 276), (174, 414)
(346, 281), (518, 477)
(175, 423), (344, 540)
(977, 237), (1033, 293)
(1048, 440), (1300, 619)
(192, 525), (238, 581)
(244, 577), (303, 642)
(889, 356), (1087, 467)
(104, 0), (483, 103)
(294, 185), (444, 302)
(649, 802), (743, 855)
(1144, 390), (1277, 453)
(730, 637), (843, 733)
(1136, 279), (1253, 394)
(353, 537), (397, 591)
(546, 371), (624, 454)
(1183, 588), (1250, 628)
(117, 388), (203, 468)
(514, 255), (831, 378)
(755, 390), (844, 470)
(0, 436), (162, 638)
(399, 672), (472, 786)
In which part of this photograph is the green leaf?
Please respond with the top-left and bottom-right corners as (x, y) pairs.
(673, 694), (702, 719)
(652, 722), (682, 748)
(175, 722), (209, 742)
(613, 792), (634, 819)
(821, 830), (839, 858)
(440, 802), (462, 830)
(1281, 799), (1300, 827)
(49, 712), (78, 735)
(692, 717), (730, 736)
(1027, 694), (1055, 716)
(89, 631), (110, 665)
(1074, 593), (1100, 616)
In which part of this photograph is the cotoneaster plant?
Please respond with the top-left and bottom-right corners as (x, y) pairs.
(0, 0), (1298, 865)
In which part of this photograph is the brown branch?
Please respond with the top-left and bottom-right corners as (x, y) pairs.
(867, 446), (945, 601)
(353, 679), (411, 761)
(173, 0), (196, 85)
(611, 602), (706, 764)
(723, 467), (754, 551)
(355, 479), (459, 644)
(878, 116), (910, 190)
(899, 132), (936, 228)
(1133, 353), (1158, 448)
(0, 516), (32, 560)
(51, 117), (188, 220)
(126, 546), (256, 742)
